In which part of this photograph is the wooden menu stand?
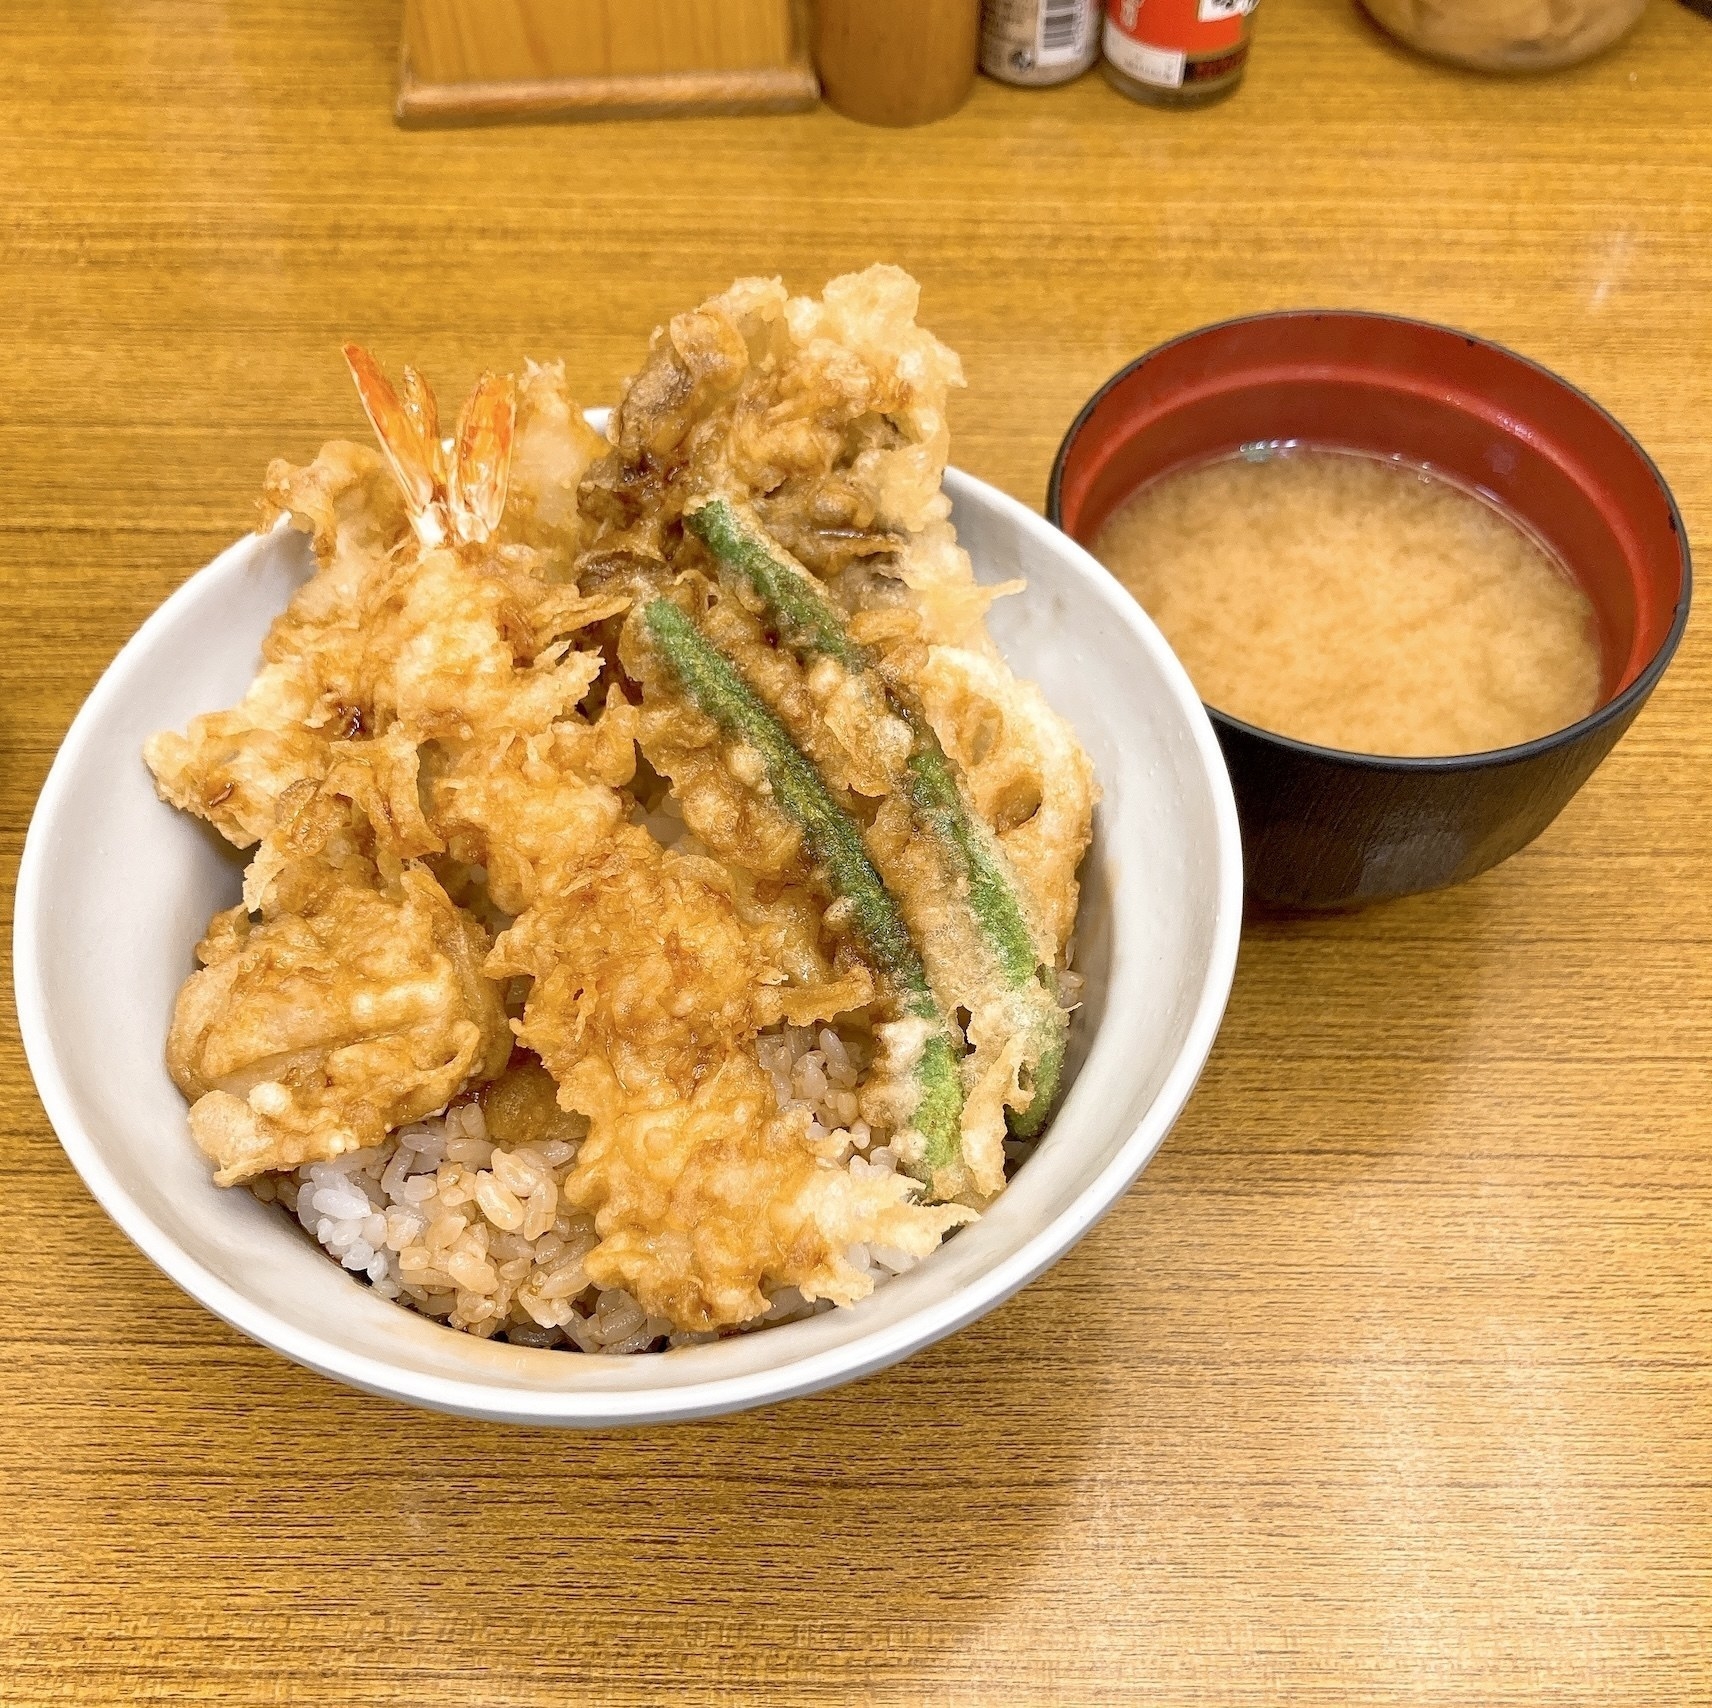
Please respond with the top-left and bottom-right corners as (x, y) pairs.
(396, 0), (819, 127)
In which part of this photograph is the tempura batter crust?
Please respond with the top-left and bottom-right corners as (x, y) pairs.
(147, 267), (1096, 1337)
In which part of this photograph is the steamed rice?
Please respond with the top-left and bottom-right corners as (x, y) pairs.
(252, 1019), (928, 1353)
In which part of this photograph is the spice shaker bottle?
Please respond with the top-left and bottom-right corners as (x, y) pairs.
(814, 0), (980, 126)
(981, 0), (1102, 84)
(1102, 0), (1259, 106)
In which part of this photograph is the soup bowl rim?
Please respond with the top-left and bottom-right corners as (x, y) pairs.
(1045, 306), (1693, 775)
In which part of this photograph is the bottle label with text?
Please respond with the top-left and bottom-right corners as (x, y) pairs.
(982, 0), (1102, 82)
(1104, 0), (1257, 89)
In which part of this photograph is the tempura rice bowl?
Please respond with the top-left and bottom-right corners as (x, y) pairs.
(15, 460), (1241, 1425)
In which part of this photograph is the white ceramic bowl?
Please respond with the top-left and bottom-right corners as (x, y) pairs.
(15, 462), (1242, 1426)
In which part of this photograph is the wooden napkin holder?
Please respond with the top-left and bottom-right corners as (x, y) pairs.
(397, 0), (819, 126)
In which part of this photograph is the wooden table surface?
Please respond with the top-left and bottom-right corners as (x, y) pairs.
(4, 2), (1710, 1702)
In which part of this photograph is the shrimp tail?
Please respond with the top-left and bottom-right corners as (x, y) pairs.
(341, 345), (515, 550)
(448, 372), (516, 547)
(342, 343), (447, 548)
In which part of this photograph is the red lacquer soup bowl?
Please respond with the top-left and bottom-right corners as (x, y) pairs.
(1048, 311), (1692, 910)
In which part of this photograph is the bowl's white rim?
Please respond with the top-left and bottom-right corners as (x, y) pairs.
(13, 468), (1243, 1426)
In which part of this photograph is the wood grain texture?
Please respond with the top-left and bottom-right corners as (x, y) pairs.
(394, 60), (821, 128)
(2, 1), (1709, 1703)
(397, 0), (818, 128)
(403, 0), (800, 82)
(813, 0), (980, 127)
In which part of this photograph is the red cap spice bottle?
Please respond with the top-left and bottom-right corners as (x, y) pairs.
(1102, 0), (1259, 105)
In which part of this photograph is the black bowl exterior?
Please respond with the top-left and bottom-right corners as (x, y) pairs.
(1212, 709), (1639, 910)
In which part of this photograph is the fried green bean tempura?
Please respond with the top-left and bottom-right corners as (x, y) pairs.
(685, 498), (1067, 1138)
(640, 596), (966, 1185)
(688, 496), (870, 673)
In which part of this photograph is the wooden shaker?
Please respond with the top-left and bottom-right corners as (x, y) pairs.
(813, 0), (979, 126)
